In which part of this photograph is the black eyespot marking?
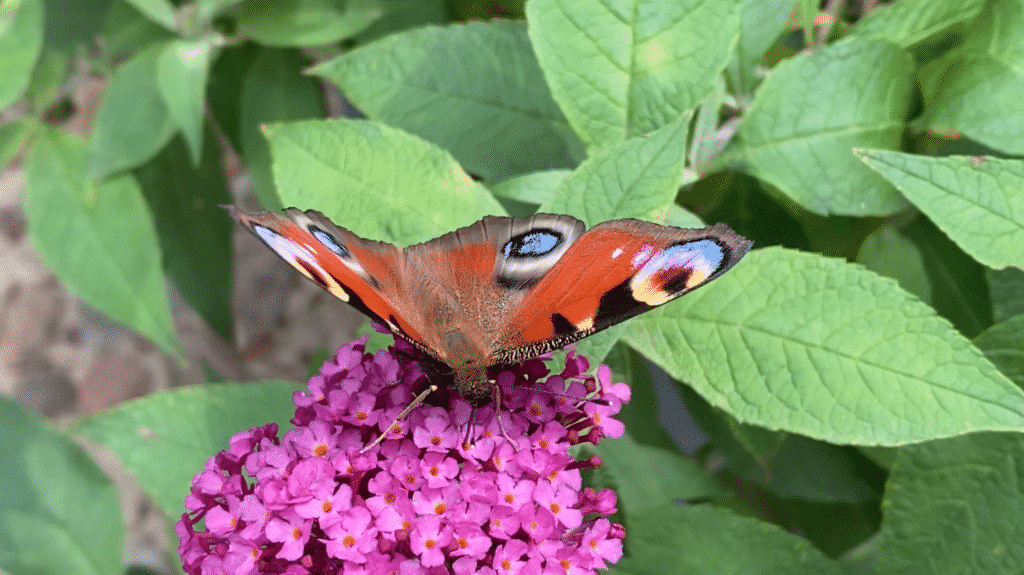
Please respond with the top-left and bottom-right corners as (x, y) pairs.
(502, 229), (562, 259)
(551, 313), (576, 336)
(309, 225), (350, 258)
(594, 279), (652, 326)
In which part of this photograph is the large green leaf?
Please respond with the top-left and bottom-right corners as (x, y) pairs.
(0, 0), (44, 110)
(620, 504), (843, 575)
(625, 247), (1024, 445)
(527, 0), (739, 150)
(0, 117), (37, 171)
(157, 38), (216, 165)
(727, 38), (912, 216)
(42, 0), (111, 49)
(593, 432), (725, 515)
(539, 117), (690, 226)
(266, 118), (506, 246)
(134, 133), (234, 342)
(122, 0), (176, 30)
(727, 0), (798, 96)
(767, 435), (880, 503)
(878, 432), (1024, 574)
(89, 42), (177, 179)
(26, 128), (181, 356)
(858, 150), (1024, 271)
(990, 267), (1024, 324)
(0, 398), (124, 575)
(903, 215), (992, 338)
(974, 314), (1024, 386)
(239, 47), (326, 210)
(237, 0), (382, 47)
(915, 0), (1024, 155)
(73, 381), (301, 518)
(851, 0), (985, 47)
(314, 20), (582, 182)
(857, 224), (932, 304)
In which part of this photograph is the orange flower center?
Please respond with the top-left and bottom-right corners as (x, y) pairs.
(550, 503), (561, 513)
(342, 535), (356, 548)
(313, 443), (328, 457)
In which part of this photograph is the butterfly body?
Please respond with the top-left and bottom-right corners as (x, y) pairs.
(230, 208), (752, 404)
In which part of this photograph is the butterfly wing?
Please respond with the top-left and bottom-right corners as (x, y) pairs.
(490, 218), (752, 365)
(228, 207), (436, 356)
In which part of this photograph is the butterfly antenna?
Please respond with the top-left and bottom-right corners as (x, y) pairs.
(361, 384), (437, 454)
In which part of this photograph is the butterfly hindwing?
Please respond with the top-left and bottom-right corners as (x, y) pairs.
(494, 219), (752, 364)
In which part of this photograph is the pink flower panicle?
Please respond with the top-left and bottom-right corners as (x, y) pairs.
(177, 334), (628, 574)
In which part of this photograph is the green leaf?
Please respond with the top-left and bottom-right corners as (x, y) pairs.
(239, 47), (326, 210)
(157, 38), (216, 165)
(135, 133), (234, 342)
(0, 117), (37, 170)
(527, 0), (740, 150)
(850, 0), (984, 47)
(593, 432), (725, 516)
(266, 118), (506, 246)
(727, 38), (912, 216)
(878, 432), (1024, 574)
(915, 1), (1024, 155)
(74, 381), (301, 518)
(354, 0), (447, 44)
(602, 344), (677, 451)
(90, 42), (177, 179)
(491, 169), (571, 206)
(0, 397), (124, 575)
(26, 47), (70, 113)
(122, 0), (176, 30)
(904, 215), (992, 338)
(196, 0), (245, 21)
(974, 314), (1024, 387)
(990, 267), (1024, 324)
(624, 247), (1024, 445)
(703, 172), (812, 251)
(767, 435), (880, 503)
(42, 0), (111, 49)
(314, 20), (583, 182)
(727, 0), (798, 96)
(858, 150), (1024, 271)
(620, 504), (843, 575)
(102, 0), (176, 61)
(207, 43), (260, 152)
(238, 0), (383, 47)
(26, 128), (181, 356)
(0, 0), (44, 110)
(857, 225), (932, 304)
(539, 117), (690, 226)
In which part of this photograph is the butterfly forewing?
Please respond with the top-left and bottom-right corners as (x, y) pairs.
(231, 207), (751, 399)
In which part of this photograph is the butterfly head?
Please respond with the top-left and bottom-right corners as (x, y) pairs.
(443, 328), (495, 406)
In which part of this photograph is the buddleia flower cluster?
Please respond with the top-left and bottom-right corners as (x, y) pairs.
(177, 334), (628, 574)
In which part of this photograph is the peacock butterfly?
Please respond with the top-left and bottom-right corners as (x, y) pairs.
(229, 207), (752, 405)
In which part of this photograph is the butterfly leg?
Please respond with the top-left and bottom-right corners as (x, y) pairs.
(492, 383), (519, 449)
(360, 384), (437, 453)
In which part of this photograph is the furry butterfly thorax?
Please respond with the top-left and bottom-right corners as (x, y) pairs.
(230, 207), (752, 405)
